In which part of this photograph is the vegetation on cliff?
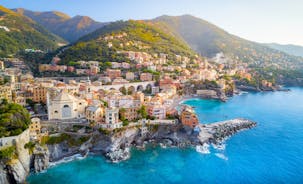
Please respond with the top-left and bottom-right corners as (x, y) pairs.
(0, 100), (31, 138)
(45, 133), (90, 147)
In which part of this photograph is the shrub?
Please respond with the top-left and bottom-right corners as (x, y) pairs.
(0, 146), (16, 160)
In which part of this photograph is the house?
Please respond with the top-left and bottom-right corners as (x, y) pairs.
(112, 78), (129, 85)
(29, 118), (48, 142)
(140, 73), (153, 81)
(100, 108), (122, 129)
(32, 85), (48, 103)
(121, 62), (130, 69)
(120, 106), (140, 121)
(147, 105), (166, 119)
(125, 72), (135, 81)
(180, 105), (199, 128)
(106, 69), (121, 80)
(86, 106), (103, 123)
(0, 85), (12, 102)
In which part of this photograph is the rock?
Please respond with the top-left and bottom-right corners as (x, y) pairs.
(32, 146), (49, 173)
(106, 148), (130, 162)
(6, 159), (28, 184)
(0, 163), (10, 184)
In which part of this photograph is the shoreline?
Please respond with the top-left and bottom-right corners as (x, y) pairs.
(28, 118), (256, 178)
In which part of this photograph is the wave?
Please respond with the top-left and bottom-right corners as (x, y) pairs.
(49, 153), (88, 167)
(215, 153), (228, 161)
(196, 143), (210, 154)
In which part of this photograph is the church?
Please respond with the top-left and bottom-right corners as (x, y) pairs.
(47, 89), (87, 120)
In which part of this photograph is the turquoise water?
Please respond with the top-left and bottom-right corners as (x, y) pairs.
(28, 88), (303, 183)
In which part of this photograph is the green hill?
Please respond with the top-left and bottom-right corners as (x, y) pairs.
(152, 15), (303, 70)
(14, 8), (106, 43)
(58, 20), (197, 64)
(0, 6), (63, 57)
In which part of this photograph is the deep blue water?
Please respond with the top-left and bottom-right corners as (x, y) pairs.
(28, 88), (303, 184)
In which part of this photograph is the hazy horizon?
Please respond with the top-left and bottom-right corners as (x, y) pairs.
(1, 0), (303, 46)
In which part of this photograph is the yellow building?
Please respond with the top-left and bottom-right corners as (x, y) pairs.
(29, 118), (48, 142)
(86, 106), (104, 123)
(0, 85), (12, 102)
(0, 60), (4, 70)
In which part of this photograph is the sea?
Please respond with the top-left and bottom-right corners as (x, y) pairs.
(27, 87), (303, 184)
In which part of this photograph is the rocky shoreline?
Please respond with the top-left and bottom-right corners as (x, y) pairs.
(39, 118), (257, 167)
(1, 118), (256, 184)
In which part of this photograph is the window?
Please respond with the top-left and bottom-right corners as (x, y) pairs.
(54, 111), (58, 113)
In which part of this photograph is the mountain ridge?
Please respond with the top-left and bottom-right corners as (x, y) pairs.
(151, 14), (303, 69)
(58, 20), (197, 64)
(0, 5), (64, 57)
(13, 8), (107, 42)
(263, 43), (303, 57)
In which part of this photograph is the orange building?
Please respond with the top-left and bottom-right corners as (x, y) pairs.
(180, 106), (199, 128)
(107, 69), (121, 80)
(120, 107), (140, 121)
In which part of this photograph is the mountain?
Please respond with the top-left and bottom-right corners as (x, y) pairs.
(264, 43), (303, 57)
(14, 8), (107, 42)
(0, 6), (64, 57)
(58, 20), (196, 64)
(152, 15), (303, 69)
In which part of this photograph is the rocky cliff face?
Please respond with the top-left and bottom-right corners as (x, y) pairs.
(0, 118), (256, 183)
(0, 130), (31, 184)
(92, 118), (256, 162)
(32, 146), (49, 173)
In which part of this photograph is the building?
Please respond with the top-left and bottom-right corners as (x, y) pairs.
(0, 61), (4, 70)
(107, 69), (121, 80)
(140, 73), (153, 81)
(125, 72), (135, 81)
(151, 86), (160, 95)
(86, 106), (103, 123)
(0, 85), (12, 102)
(47, 90), (87, 120)
(29, 118), (48, 141)
(112, 78), (129, 85)
(180, 106), (199, 128)
(33, 85), (48, 103)
(147, 105), (166, 119)
(120, 107), (140, 121)
(101, 108), (122, 129)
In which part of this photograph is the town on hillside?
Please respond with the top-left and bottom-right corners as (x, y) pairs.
(0, 42), (276, 144)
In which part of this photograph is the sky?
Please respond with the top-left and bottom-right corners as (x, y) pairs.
(1, 0), (303, 46)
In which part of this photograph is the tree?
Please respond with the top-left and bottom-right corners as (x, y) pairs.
(121, 87), (127, 95)
(137, 105), (148, 119)
(119, 108), (126, 121)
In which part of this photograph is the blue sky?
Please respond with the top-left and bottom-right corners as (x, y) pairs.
(1, 0), (303, 46)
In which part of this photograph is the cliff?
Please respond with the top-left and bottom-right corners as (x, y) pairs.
(0, 118), (256, 183)
(92, 118), (256, 162)
(0, 129), (30, 184)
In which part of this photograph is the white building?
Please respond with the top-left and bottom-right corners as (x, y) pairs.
(100, 108), (122, 129)
(47, 90), (87, 120)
